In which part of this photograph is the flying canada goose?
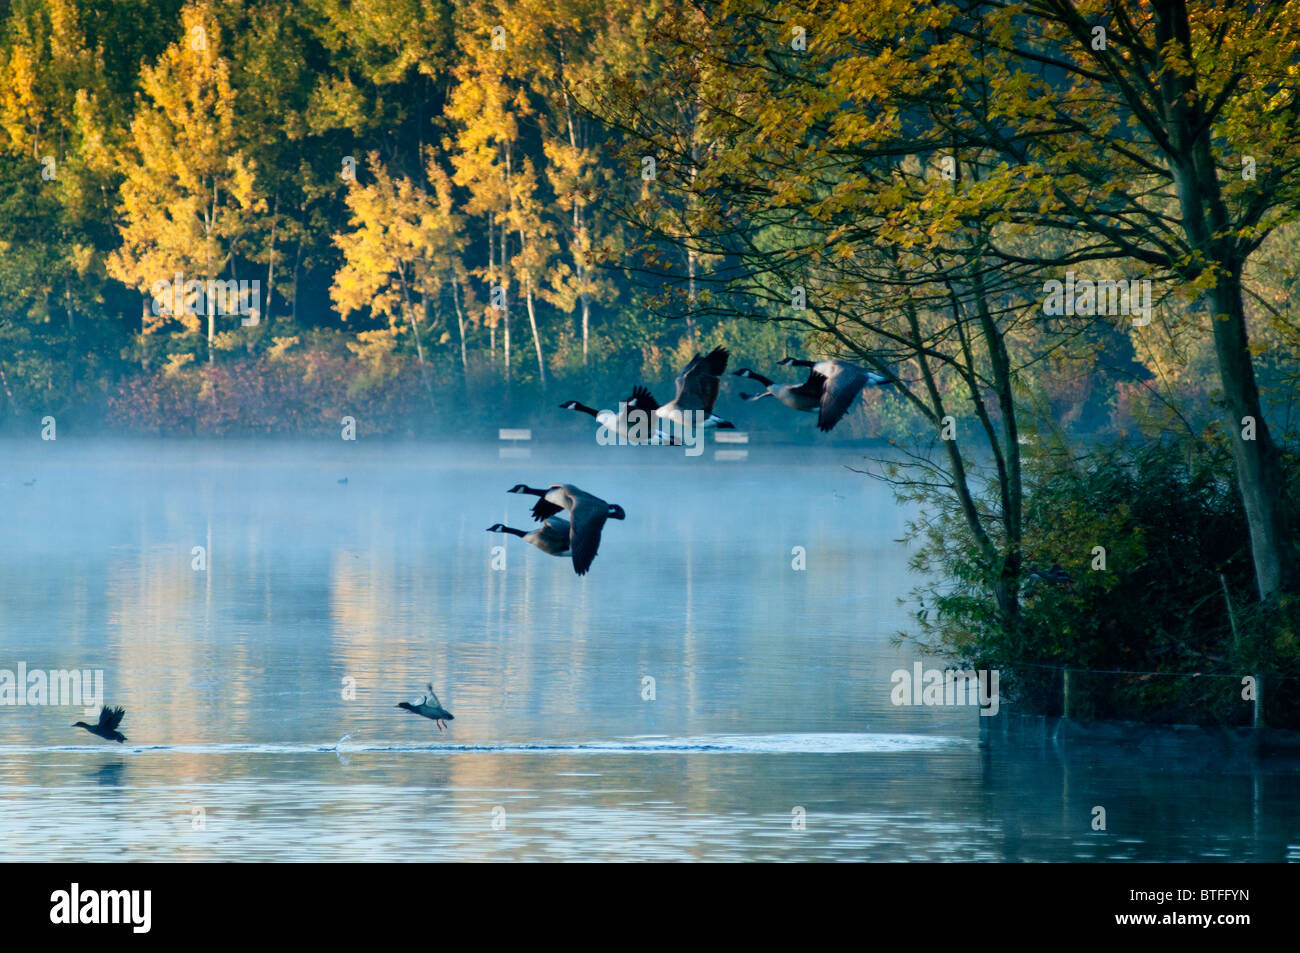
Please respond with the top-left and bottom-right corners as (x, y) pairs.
(558, 399), (617, 429)
(624, 386), (684, 443)
(508, 483), (626, 575)
(738, 357), (893, 432)
(734, 367), (822, 413)
(486, 516), (572, 556)
(642, 346), (736, 433)
(396, 684), (454, 730)
(73, 705), (127, 744)
(558, 389), (679, 445)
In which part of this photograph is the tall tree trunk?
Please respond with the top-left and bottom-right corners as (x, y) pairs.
(207, 185), (217, 364)
(524, 274), (545, 389)
(518, 227), (546, 390)
(206, 274), (215, 366)
(450, 268), (469, 377)
(685, 245), (697, 340)
(264, 192), (278, 326)
(1158, 1), (1296, 598)
(291, 240), (302, 325)
(500, 224), (511, 385)
(400, 274), (427, 365)
(399, 271), (433, 401)
(581, 290), (591, 365)
(487, 216), (497, 371)
(561, 78), (592, 365)
(64, 276), (77, 387)
(1209, 268), (1294, 598)
(140, 294), (150, 371)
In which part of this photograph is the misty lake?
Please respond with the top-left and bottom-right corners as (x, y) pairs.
(0, 437), (1296, 861)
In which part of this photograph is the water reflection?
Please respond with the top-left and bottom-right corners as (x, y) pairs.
(0, 439), (1296, 860)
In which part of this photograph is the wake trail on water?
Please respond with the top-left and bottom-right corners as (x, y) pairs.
(0, 732), (971, 756)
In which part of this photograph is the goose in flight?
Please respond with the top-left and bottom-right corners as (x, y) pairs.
(559, 388), (678, 445)
(735, 357), (892, 432)
(558, 399), (618, 430)
(396, 684), (454, 730)
(644, 347), (736, 433)
(734, 367), (822, 413)
(486, 516), (572, 556)
(73, 705), (127, 744)
(508, 483), (626, 575)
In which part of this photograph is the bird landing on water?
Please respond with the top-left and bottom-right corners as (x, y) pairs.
(397, 684), (454, 730)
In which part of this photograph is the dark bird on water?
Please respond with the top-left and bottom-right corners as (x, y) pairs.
(73, 706), (127, 743)
(23, 479), (36, 487)
(397, 684), (454, 730)
(508, 483), (626, 575)
(337, 477), (348, 485)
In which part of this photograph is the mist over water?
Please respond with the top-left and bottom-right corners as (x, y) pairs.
(1, 439), (1296, 860)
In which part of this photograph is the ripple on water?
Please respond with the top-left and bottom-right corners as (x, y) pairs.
(0, 732), (971, 757)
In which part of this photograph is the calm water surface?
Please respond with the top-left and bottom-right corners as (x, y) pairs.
(0, 438), (1296, 861)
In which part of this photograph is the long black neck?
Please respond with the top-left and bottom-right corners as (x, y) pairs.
(571, 402), (599, 418)
(789, 359), (815, 368)
(742, 370), (773, 387)
(497, 525), (526, 537)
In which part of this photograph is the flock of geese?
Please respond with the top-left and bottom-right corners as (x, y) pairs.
(70, 347), (893, 742)
(557, 347), (893, 443)
(489, 346), (895, 581)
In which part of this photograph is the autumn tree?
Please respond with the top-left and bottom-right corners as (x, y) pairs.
(0, 0), (123, 393)
(599, 0), (1300, 602)
(331, 151), (464, 395)
(107, 1), (266, 364)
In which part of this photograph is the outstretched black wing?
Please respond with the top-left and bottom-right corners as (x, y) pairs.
(98, 706), (126, 731)
(530, 497), (564, 521)
(818, 363), (869, 432)
(790, 369), (827, 400)
(673, 347), (729, 412)
(568, 498), (610, 576)
(624, 385), (659, 412)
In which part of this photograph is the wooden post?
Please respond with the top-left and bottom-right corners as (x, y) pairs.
(1253, 673), (1264, 731)
(1063, 668), (1072, 720)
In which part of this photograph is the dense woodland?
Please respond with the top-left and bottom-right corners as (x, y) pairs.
(4, 0), (1300, 723)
